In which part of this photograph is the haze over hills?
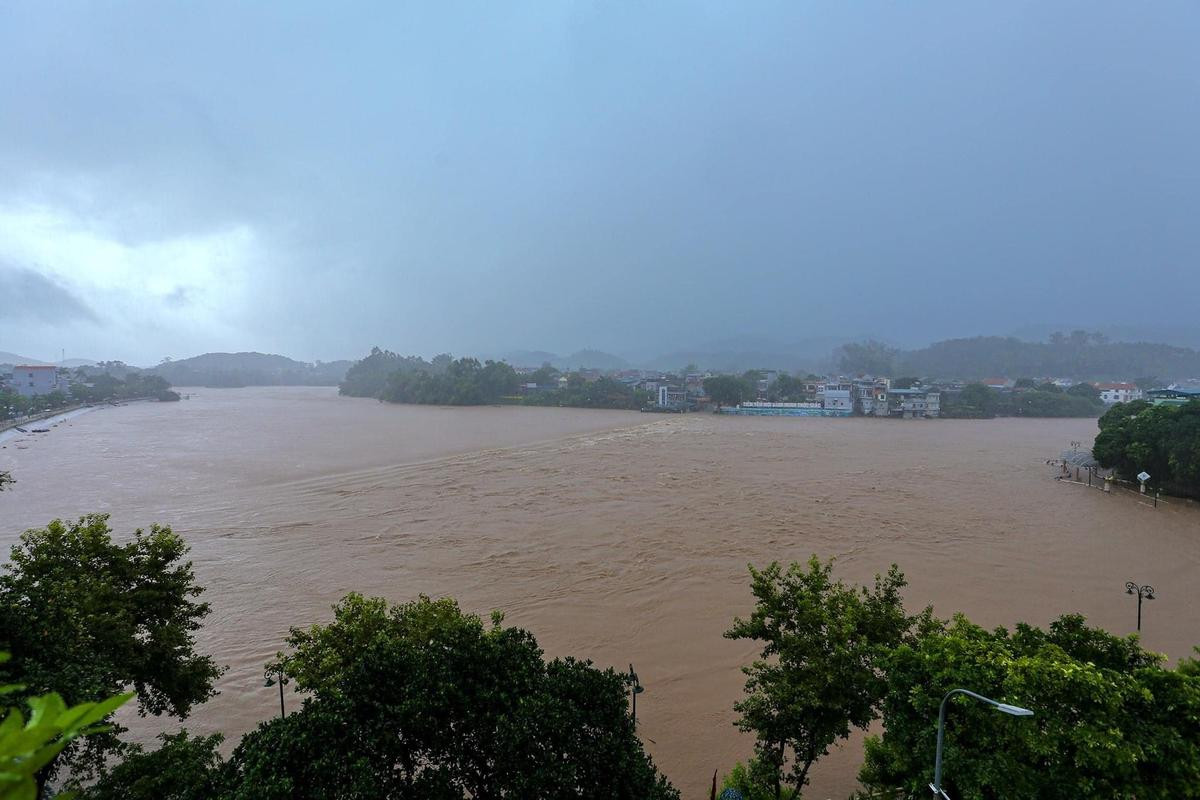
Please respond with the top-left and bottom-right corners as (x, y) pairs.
(0, 351), (98, 368)
(151, 352), (352, 387)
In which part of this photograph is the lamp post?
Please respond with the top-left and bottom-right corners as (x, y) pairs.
(1125, 581), (1155, 632)
(264, 665), (289, 719)
(628, 664), (644, 730)
(930, 689), (1033, 799)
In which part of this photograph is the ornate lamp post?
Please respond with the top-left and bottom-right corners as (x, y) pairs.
(1125, 581), (1155, 631)
(930, 689), (1033, 799)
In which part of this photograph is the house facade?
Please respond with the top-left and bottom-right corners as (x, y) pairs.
(10, 365), (65, 397)
(1093, 383), (1143, 405)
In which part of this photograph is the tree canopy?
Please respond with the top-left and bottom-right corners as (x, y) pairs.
(723, 559), (914, 799)
(0, 515), (222, 788)
(227, 593), (677, 799)
(703, 375), (754, 407)
(1093, 398), (1200, 498)
(860, 614), (1200, 799)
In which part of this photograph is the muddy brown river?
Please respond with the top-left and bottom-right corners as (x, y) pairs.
(2, 387), (1197, 799)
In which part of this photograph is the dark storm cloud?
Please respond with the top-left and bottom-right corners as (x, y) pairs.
(0, 265), (100, 323)
(0, 2), (1197, 363)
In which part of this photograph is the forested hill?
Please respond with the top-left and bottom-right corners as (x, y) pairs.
(899, 335), (1200, 381)
(838, 332), (1200, 382)
(152, 352), (351, 387)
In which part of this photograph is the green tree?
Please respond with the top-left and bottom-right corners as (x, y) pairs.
(723, 558), (913, 799)
(1093, 398), (1200, 498)
(0, 472), (12, 492)
(891, 376), (920, 390)
(83, 731), (225, 800)
(230, 593), (678, 799)
(0, 652), (133, 800)
(1066, 382), (1101, 401)
(0, 515), (222, 788)
(943, 383), (997, 419)
(860, 613), (1200, 799)
(703, 375), (753, 407)
(1013, 377), (1036, 389)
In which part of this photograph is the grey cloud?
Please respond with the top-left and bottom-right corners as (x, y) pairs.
(0, 3), (1198, 364)
(0, 266), (100, 324)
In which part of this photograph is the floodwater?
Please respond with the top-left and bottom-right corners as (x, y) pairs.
(2, 387), (1198, 799)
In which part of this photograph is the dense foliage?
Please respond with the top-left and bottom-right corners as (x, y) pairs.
(0, 389), (73, 420)
(381, 357), (520, 405)
(703, 375), (754, 407)
(860, 614), (1200, 799)
(246, 593), (676, 798)
(1093, 398), (1200, 498)
(0, 651), (133, 800)
(722, 559), (914, 799)
(83, 731), (225, 800)
(338, 347), (430, 398)
(765, 373), (812, 402)
(0, 515), (222, 788)
(522, 375), (649, 409)
(343, 349), (644, 409)
(895, 331), (1200, 382)
(942, 383), (1104, 419)
(69, 372), (175, 403)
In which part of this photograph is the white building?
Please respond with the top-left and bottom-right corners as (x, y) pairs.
(10, 365), (64, 397)
(820, 385), (853, 412)
(1093, 383), (1143, 404)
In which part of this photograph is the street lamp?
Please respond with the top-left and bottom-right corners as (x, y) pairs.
(1125, 582), (1155, 632)
(930, 689), (1034, 799)
(264, 665), (289, 719)
(628, 664), (644, 730)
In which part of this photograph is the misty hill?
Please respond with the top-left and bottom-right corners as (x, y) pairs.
(836, 333), (1200, 382)
(646, 336), (857, 374)
(494, 350), (560, 368)
(493, 349), (628, 370)
(559, 349), (628, 370)
(152, 352), (351, 387)
(0, 351), (47, 366)
(0, 352), (98, 368)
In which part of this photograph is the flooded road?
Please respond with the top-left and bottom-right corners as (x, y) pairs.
(2, 386), (1197, 799)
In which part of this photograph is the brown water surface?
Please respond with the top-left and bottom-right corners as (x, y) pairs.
(2, 387), (1198, 799)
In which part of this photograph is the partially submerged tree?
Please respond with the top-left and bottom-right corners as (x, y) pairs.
(0, 515), (222, 789)
(223, 593), (679, 799)
(723, 558), (914, 799)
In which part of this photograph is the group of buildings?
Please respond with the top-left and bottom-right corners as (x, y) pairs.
(717, 377), (942, 418)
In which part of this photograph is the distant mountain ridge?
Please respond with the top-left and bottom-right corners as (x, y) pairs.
(493, 349), (629, 370)
(151, 352), (352, 387)
(0, 351), (97, 368)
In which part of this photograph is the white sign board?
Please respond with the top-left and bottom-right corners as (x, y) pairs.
(1137, 471), (1151, 483)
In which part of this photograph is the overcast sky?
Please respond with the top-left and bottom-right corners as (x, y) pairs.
(1, 2), (1197, 365)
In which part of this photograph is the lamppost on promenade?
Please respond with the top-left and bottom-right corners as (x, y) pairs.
(1125, 581), (1155, 631)
(264, 665), (289, 719)
(628, 664), (644, 729)
(930, 689), (1034, 799)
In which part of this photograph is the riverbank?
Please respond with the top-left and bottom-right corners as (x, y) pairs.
(0, 398), (163, 445)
